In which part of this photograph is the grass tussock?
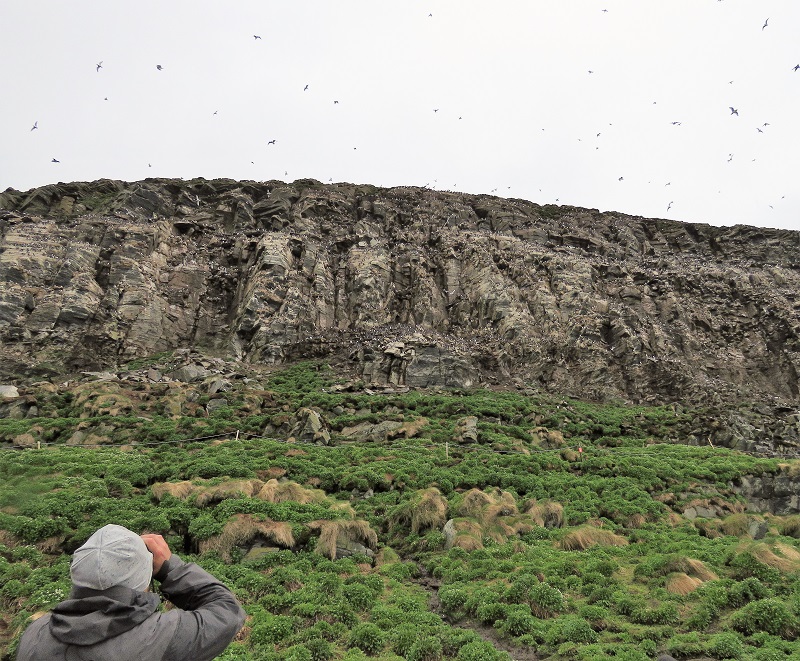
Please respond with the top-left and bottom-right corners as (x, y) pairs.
(392, 488), (448, 534)
(557, 526), (629, 551)
(446, 518), (485, 551)
(151, 481), (196, 501)
(743, 541), (800, 572)
(666, 573), (703, 595)
(525, 499), (565, 529)
(199, 513), (294, 561)
(718, 513), (755, 537)
(194, 479), (264, 507)
(776, 515), (800, 538)
(256, 479), (327, 505)
(308, 519), (378, 560)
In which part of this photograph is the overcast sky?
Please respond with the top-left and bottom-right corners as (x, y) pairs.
(2, 1), (800, 231)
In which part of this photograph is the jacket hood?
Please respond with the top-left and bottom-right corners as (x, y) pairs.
(49, 585), (160, 645)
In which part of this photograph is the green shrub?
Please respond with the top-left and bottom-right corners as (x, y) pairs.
(707, 632), (742, 660)
(283, 644), (313, 661)
(406, 635), (443, 661)
(729, 599), (793, 637)
(438, 583), (469, 613)
(457, 640), (509, 661)
(250, 614), (296, 646)
(347, 622), (384, 655)
(388, 623), (417, 657)
(546, 615), (598, 645)
(342, 583), (377, 611)
(529, 582), (564, 617)
(728, 576), (770, 607)
(305, 638), (333, 661)
(500, 605), (536, 637)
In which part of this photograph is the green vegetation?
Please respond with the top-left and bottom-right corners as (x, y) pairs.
(1, 360), (799, 659)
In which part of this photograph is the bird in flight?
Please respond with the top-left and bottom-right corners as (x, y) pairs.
(31, 121), (38, 131)
(667, 201), (673, 211)
(670, 121), (681, 125)
(268, 139), (276, 145)
(756, 127), (763, 133)
(729, 107), (738, 115)
(253, 35), (261, 39)
(334, 100), (339, 104)
(156, 64), (164, 70)
(433, 108), (439, 113)
(794, 64), (800, 71)
(51, 158), (60, 163)
(304, 84), (309, 91)
(762, 18), (769, 30)
(728, 153), (734, 162)
(618, 176), (624, 181)
(96, 61), (103, 72)
(213, 110), (218, 115)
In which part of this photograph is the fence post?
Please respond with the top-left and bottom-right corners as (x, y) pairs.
(235, 429), (240, 441)
(445, 441), (448, 460)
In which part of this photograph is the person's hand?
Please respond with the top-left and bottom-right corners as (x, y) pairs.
(141, 534), (172, 576)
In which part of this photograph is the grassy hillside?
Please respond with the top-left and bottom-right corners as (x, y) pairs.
(1, 361), (799, 660)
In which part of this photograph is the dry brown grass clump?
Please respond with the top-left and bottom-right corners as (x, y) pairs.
(525, 500), (564, 529)
(391, 488), (449, 534)
(744, 541), (800, 572)
(151, 481), (196, 501)
(776, 515), (800, 538)
(199, 513), (294, 561)
(718, 513), (753, 537)
(447, 519), (485, 551)
(666, 573), (703, 595)
(557, 526), (629, 551)
(457, 489), (495, 518)
(683, 558), (718, 582)
(194, 479), (264, 507)
(626, 513), (647, 529)
(308, 519), (378, 560)
(256, 479), (327, 505)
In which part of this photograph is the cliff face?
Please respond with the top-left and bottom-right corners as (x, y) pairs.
(1, 177), (799, 406)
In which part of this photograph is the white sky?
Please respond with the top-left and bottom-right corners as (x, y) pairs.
(2, 1), (799, 231)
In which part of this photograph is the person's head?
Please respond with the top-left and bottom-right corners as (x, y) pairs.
(70, 524), (152, 592)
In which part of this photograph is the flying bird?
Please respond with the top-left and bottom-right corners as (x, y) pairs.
(31, 121), (38, 131)
(303, 84), (308, 91)
(51, 158), (59, 163)
(334, 100), (339, 104)
(794, 64), (800, 71)
(729, 107), (738, 115)
(96, 61), (103, 72)
(156, 64), (164, 70)
(267, 139), (276, 145)
(253, 35), (261, 39)
(728, 153), (734, 162)
(670, 121), (682, 125)
(762, 18), (769, 30)
(667, 201), (673, 211)
(618, 176), (624, 181)
(433, 108), (439, 113)
(756, 127), (763, 133)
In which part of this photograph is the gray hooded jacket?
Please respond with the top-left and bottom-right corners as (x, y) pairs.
(16, 555), (246, 661)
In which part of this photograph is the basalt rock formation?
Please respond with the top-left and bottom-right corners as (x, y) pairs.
(1, 177), (799, 409)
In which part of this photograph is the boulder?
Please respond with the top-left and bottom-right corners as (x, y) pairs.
(289, 407), (331, 445)
(454, 416), (479, 444)
(0, 385), (19, 398)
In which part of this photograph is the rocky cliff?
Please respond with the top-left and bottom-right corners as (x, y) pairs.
(1, 177), (799, 407)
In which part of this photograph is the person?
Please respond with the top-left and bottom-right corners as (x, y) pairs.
(16, 524), (246, 661)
